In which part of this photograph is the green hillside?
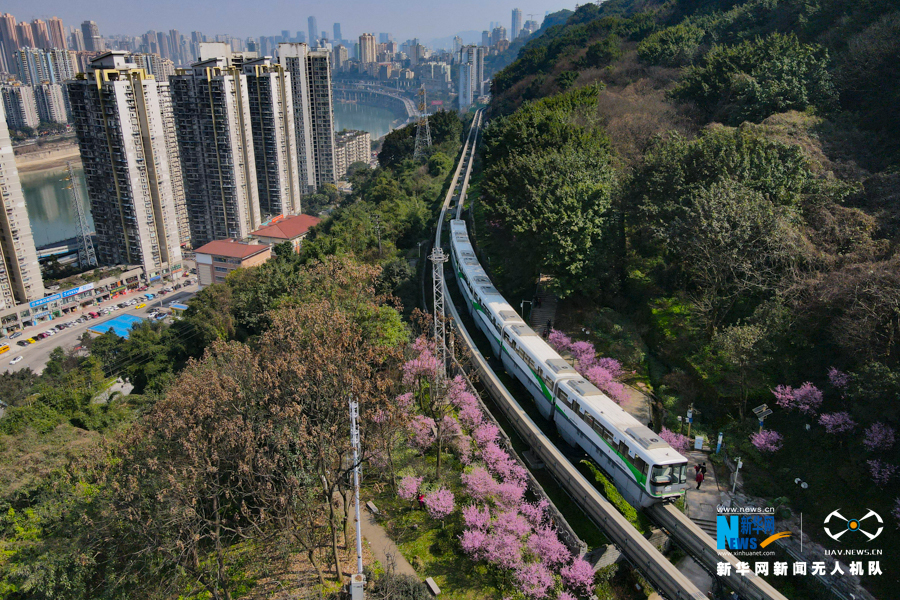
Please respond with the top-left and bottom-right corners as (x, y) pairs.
(479, 2), (900, 598)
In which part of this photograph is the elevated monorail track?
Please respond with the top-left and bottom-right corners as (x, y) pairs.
(430, 108), (788, 600)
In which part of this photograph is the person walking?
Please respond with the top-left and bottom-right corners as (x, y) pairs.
(417, 493), (426, 510)
(695, 469), (704, 490)
(700, 462), (708, 476)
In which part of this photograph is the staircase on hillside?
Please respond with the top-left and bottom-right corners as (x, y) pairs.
(529, 277), (558, 336)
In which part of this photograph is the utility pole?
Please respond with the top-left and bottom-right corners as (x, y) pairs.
(349, 397), (366, 599)
(64, 161), (97, 269)
(413, 85), (432, 161)
(430, 246), (448, 378)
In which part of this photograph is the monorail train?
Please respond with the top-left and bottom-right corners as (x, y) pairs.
(449, 218), (688, 507)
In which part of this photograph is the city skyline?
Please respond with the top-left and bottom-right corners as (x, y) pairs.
(2, 0), (562, 45)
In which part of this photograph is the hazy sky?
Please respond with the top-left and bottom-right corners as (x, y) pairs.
(10, 0), (571, 44)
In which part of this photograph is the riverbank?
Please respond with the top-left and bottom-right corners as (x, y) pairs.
(15, 140), (81, 174)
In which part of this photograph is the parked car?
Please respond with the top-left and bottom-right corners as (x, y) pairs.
(44, 330), (55, 336)
(26, 338), (36, 344)
(182, 272), (190, 278)
(17, 340), (28, 347)
(9, 355), (22, 365)
(9, 332), (22, 339)
(136, 303), (146, 309)
(174, 284), (182, 290)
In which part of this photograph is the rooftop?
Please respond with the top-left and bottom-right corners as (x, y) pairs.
(250, 214), (321, 241)
(194, 239), (271, 259)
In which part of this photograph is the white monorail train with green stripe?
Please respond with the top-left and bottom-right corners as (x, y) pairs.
(449, 219), (688, 507)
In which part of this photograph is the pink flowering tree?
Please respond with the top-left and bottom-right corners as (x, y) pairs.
(461, 466), (501, 502)
(819, 412), (857, 435)
(659, 427), (691, 454)
(864, 422), (896, 452)
(424, 488), (455, 521)
(828, 367), (850, 391)
(560, 557), (595, 596)
(397, 475), (423, 501)
(750, 430), (783, 453)
(868, 460), (898, 487)
(773, 382), (823, 415)
(403, 337), (456, 479)
(515, 562), (555, 599)
(526, 526), (572, 566)
(548, 329), (573, 353)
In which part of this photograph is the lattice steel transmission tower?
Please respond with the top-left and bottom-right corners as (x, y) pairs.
(430, 246), (448, 377)
(413, 85), (432, 161)
(64, 161), (97, 268)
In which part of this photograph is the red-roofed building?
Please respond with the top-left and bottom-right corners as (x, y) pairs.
(193, 239), (272, 290)
(249, 214), (321, 254)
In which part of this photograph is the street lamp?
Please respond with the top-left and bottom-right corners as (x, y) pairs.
(794, 477), (808, 489)
(731, 457), (742, 495)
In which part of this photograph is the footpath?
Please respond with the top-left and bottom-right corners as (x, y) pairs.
(359, 506), (417, 578)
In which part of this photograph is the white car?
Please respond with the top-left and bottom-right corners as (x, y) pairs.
(45, 330), (56, 336)
(9, 355), (22, 365)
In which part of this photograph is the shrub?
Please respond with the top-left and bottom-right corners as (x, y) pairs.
(637, 24), (704, 66)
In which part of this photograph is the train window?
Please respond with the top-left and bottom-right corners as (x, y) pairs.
(618, 441), (629, 457)
(633, 455), (646, 476)
(503, 331), (511, 343)
(557, 390), (570, 407)
(650, 464), (675, 485)
(583, 414), (594, 428)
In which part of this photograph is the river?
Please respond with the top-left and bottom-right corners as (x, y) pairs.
(19, 100), (399, 247)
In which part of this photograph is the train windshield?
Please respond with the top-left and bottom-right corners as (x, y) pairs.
(650, 463), (688, 485)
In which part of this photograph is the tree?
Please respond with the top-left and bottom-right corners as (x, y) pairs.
(673, 33), (836, 124)
(711, 324), (767, 420)
(637, 24), (704, 67)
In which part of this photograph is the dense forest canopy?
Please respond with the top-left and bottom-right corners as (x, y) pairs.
(479, 2), (900, 597)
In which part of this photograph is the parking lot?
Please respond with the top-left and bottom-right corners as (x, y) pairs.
(1, 274), (200, 375)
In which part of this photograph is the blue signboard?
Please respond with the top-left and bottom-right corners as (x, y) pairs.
(30, 294), (60, 309)
(150, 275), (161, 281)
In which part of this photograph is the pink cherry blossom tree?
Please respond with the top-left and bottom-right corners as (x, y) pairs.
(424, 488), (455, 520)
(772, 382), (823, 415)
(750, 430), (783, 453)
(863, 422), (896, 452)
(398, 475), (423, 501)
(526, 525), (572, 566)
(461, 466), (500, 501)
(868, 460), (897, 487)
(819, 412), (857, 435)
(462, 504), (492, 531)
(560, 556), (595, 595)
(516, 562), (555, 599)
(659, 427), (690, 454)
(828, 367), (850, 390)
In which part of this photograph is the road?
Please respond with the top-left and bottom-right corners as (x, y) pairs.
(1, 277), (199, 375)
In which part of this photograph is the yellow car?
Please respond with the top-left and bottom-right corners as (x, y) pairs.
(26, 338), (36, 344)
(136, 303), (146, 309)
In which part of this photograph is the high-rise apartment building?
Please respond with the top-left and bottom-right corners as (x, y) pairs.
(1, 84), (39, 129)
(307, 16), (318, 48)
(69, 27), (85, 52)
(334, 130), (370, 180)
(481, 30), (490, 48)
(67, 52), (184, 277)
(333, 23), (342, 42)
(129, 52), (176, 82)
(15, 47), (76, 86)
(523, 20), (539, 36)
(458, 46), (484, 110)
(491, 26), (507, 46)
(278, 43), (318, 194)
(358, 33), (376, 66)
(0, 99), (43, 307)
(47, 17), (66, 49)
(305, 48), (335, 188)
(378, 33), (392, 43)
(512, 9), (523, 40)
(34, 83), (67, 123)
(157, 82), (190, 248)
(332, 44), (348, 71)
(243, 57), (301, 217)
(31, 20), (51, 49)
(16, 22), (34, 48)
(81, 20), (103, 52)
(170, 55), (261, 246)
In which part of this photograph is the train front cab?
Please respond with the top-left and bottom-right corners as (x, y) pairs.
(648, 462), (688, 502)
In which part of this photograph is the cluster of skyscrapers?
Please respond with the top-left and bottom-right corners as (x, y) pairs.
(66, 42), (337, 280)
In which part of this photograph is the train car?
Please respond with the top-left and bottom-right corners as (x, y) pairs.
(449, 218), (688, 507)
